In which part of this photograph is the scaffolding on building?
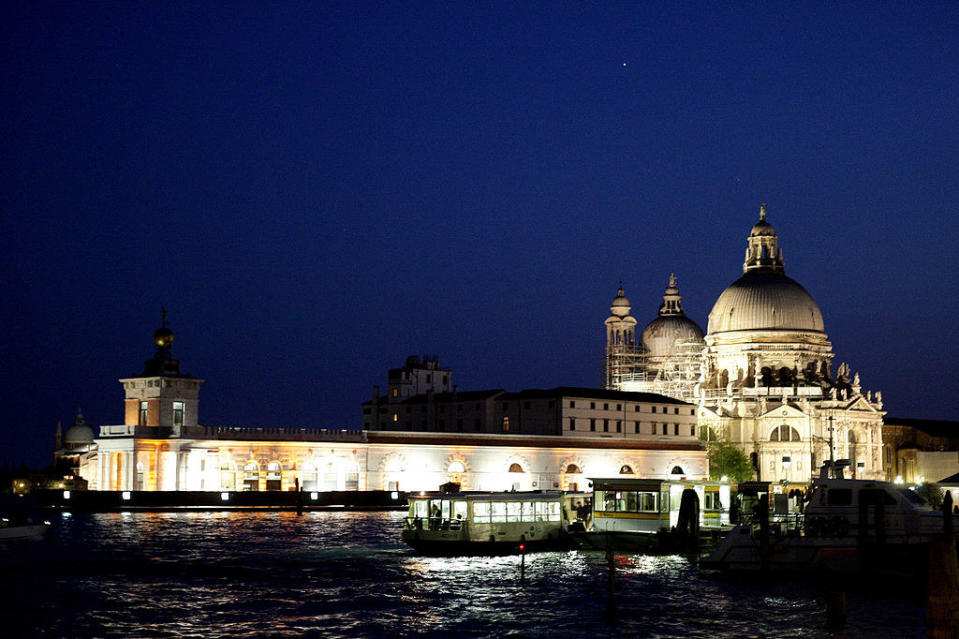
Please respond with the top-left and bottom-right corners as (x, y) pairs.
(603, 339), (706, 403)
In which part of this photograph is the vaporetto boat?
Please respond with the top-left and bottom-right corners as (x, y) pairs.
(570, 477), (734, 552)
(401, 490), (590, 554)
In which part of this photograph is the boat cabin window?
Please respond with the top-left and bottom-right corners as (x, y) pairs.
(453, 501), (467, 521)
(596, 490), (659, 513)
(411, 500), (429, 519)
(704, 490), (722, 511)
(859, 489), (897, 506)
(471, 500), (561, 524)
(898, 488), (930, 506)
(827, 489), (853, 506)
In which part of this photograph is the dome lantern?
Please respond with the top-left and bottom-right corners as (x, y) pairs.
(744, 203), (784, 274)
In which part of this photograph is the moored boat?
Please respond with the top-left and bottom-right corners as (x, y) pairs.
(0, 515), (50, 543)
(401, 490), (589, 554)
(570, 477), (735, 552)
(702, 467), (957, 575)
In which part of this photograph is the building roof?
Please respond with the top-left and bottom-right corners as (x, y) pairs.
(884, 417), (959, 438)
(366, 386), (692, 406)
(366, 431), (705, 451)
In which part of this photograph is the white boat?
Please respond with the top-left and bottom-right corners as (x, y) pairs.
(0, 516), (50, 542)
(702, 470), (956, 575)
(401, 491), (589, 554)
(571, 478), (734, 552)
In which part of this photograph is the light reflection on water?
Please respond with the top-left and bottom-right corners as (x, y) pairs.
(0, 510), (925, 638)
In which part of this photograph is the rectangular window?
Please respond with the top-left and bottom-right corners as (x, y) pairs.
(590, 419), (596, 432)
(172, 401), (184, 428)
(634, 421), (640, 434)
(502, 417), (510, 432)
(651, 406), (657, 414)
(603, 419), (609, 432)
(138, 401), (148, 426)
(392, 388), (398, 397)
(603, 403), (609, 410)
(635, 406), (640, 412)
(674, 407), (679, 415)
(616, 404), (622, 411)
(651, 422), (657, 435)
(690, 425), (696, 437)
(392, 413), (398, 422)
(616, 420), (622, 433)
(569, 400), (576, 408)
(569, 418), (576, 431)
(590, 402), (596, 409)
(674, 424), (679, 436)
(506, 502), (522, 522)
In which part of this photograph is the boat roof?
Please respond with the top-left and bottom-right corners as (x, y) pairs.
(409, 491), (588, 501)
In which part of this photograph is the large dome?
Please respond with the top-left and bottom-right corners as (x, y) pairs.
(641, 315), (705, 357)
(707, 270), (824, 334)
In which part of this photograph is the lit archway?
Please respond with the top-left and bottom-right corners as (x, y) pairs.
(243, 461), (259, 491)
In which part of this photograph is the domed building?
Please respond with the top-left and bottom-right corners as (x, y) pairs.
(607, 275), (706, 398)
(697, 205), (884, 484)
(605, 205), (885, 484)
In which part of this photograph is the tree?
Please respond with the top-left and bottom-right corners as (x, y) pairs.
(700, 426), (754, 483)
(917, 482), (945, 509)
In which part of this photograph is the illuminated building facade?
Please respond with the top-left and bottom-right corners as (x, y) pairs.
(72, 327), (707, 493)
(605, 206), (885, 484)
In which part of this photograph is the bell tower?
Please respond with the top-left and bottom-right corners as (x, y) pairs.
(604, 284), (638, 389)
(118, 310), (203, 436)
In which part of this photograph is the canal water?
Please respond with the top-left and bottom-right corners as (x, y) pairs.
(2, 510), (925, 638)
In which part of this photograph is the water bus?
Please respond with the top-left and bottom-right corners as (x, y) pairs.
(401, 490), (590, 554)
(702, 464), (957, 574)
(571, 477), (734, 552)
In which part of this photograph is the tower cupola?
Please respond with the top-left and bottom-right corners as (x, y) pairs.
(743, 203), (785, 274)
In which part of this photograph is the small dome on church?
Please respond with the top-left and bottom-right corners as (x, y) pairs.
(610, 285), (631, 317)
(640, 275), (704, 357)
(64, 411), (94, 445)
(641, 316), (705, 358)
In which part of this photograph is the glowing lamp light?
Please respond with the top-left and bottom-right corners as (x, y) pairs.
(894, 476), (904, 485)
(220, 492), (230, 501)
(122, 491), (131, 500)
(518, 543), (525, 552)
(63, 490), (71, 500)
(391, 491), (399, 500)
(720, 475), (729, 483)
(310, 492), (319, 500)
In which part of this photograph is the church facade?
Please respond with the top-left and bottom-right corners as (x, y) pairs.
(605, 206), (885, 484)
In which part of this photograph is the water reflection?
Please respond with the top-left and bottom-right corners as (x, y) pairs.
(0, 510), (926, 638)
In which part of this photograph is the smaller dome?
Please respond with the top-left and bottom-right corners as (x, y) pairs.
(64, 411), (94, 445)
(641, 315), (705, 358)
(610, 285), (631, 317)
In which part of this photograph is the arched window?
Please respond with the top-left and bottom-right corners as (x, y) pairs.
(769, 425), (801, 442)
(619, 465), (633, 475)
(719, 369), (729, 388)
(565, 464), (581, 474)
(670, 466), (685, 475)
(135, 461), (145, 490)
(220, 460), (238, 491)
(266, 461), (282, 491)
(508, 463), (524, 473)
(448, 461), (466, 473)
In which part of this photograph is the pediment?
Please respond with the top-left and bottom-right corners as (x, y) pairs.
(843, 396), (879, 413)
(758, 403), (807, 420)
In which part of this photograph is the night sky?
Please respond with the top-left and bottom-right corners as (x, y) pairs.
(2, 3), (958, 467)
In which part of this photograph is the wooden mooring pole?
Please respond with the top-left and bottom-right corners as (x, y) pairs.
(928, 491), (959, 639)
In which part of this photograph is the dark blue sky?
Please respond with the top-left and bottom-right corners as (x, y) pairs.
(2, 2), (958, 466)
